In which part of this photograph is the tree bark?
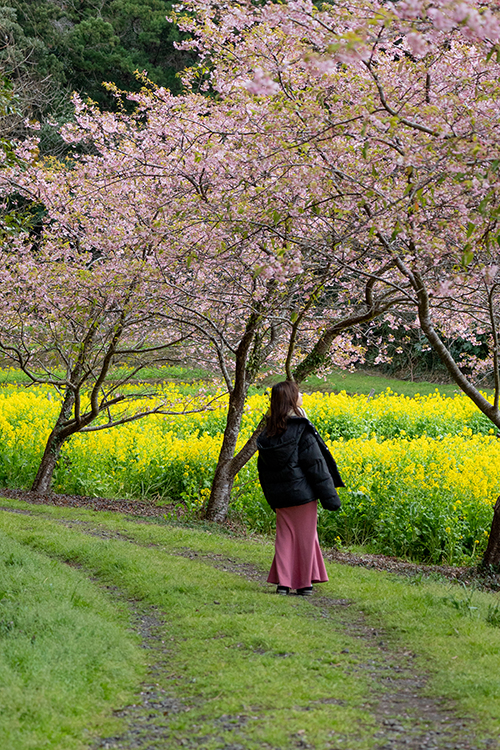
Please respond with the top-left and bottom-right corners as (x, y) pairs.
(205, 383), (249, 522)
(205, 414), (267, 522)
(482, 497), (500, 568)
(31, 429), (67, 493)
(31, 388), (76, 493)
(204, 300), (268, 522)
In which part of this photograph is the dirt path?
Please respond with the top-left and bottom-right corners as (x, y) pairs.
(1, 503), (498, 750)
(2, 487), (500, 591)
(94, 597), (188, 750)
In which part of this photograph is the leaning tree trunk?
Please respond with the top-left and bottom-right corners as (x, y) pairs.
(31, 430), (68, 493)
(205, 307), (266, 522)
(31, 388), (77, 493)
(205, 384), (249, 522)
(482, 497), (500, 568)
(205, 413), (267, 522)
(396, 264), (500, 569)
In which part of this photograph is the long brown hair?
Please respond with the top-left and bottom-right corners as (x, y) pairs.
(266, 380), (302, 437)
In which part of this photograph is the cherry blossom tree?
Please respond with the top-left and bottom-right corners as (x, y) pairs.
(0, 136), (222, 492)
(14, 75), (407, 521)
(170, 0), (500, 406)
(169, 0), (500, 551)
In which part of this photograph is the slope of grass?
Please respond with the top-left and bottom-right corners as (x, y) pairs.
(0, 498), (499, 748)
(0, 522), (144, 750)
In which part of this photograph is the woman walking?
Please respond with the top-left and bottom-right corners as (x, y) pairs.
(257, 380), (344, 595)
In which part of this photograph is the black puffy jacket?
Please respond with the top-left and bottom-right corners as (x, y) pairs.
(257, 417), (345, 511)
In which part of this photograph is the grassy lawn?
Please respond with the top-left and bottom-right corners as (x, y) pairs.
(299, 370), (482, 399)
(0, 363), (485, 399)
(0, 498), (499, 749)
(0, 517), (144, 750)
(255, 368), (492, 398)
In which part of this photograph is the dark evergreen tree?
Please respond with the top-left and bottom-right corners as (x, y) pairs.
(1, 1), (190, 109)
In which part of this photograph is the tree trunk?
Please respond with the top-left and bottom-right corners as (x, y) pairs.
(482, 497), (500, 568)
(205, 385), (248, 522)
(205, 305), (267, 522)
(31, 429), (67, 493)
(31, 388), (76, 493)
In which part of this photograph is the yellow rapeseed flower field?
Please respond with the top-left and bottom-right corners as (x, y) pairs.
(0, 383), (498, 563)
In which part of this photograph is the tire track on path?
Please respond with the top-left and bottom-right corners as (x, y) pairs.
(0, 505), (497, 750)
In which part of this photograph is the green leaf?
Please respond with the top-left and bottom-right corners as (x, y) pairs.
(461, 249), (474, 266)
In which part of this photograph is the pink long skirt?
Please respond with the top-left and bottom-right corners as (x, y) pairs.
(267, 501), (328, 589)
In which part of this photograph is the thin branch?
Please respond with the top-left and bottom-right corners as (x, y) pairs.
(488, 283), (500, 411)
(79, 396), (227, 433)
(113, 333), (193, 356)
(363, 60), (446, 138)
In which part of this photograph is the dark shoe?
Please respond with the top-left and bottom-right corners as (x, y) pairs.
(276, 585), (290, 595)
(296, 586), (313, 596)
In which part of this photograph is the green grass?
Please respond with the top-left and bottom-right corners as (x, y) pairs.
(0, 504), (376, 749)
(0, 497), (499, 748)
(0, 363), (484, 398)
(0, 518), (145, 750)
(107, 364), (215, 382)
(255, 367), (493, 398)
(301, 370), (484, 398)
(0, 364), (214, 385)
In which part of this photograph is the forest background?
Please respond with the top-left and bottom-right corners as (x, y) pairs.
(0, 1), (191, 150)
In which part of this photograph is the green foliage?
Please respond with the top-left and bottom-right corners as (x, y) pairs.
(0, 75), (19, 167)
(0, 5), (64, 83)
(442, 587), (479, 618)
(0, 67), (36, 184)
(486, 602), (500, 628)
(0, 5), (72, 154)
(357, 321), (490, 383)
